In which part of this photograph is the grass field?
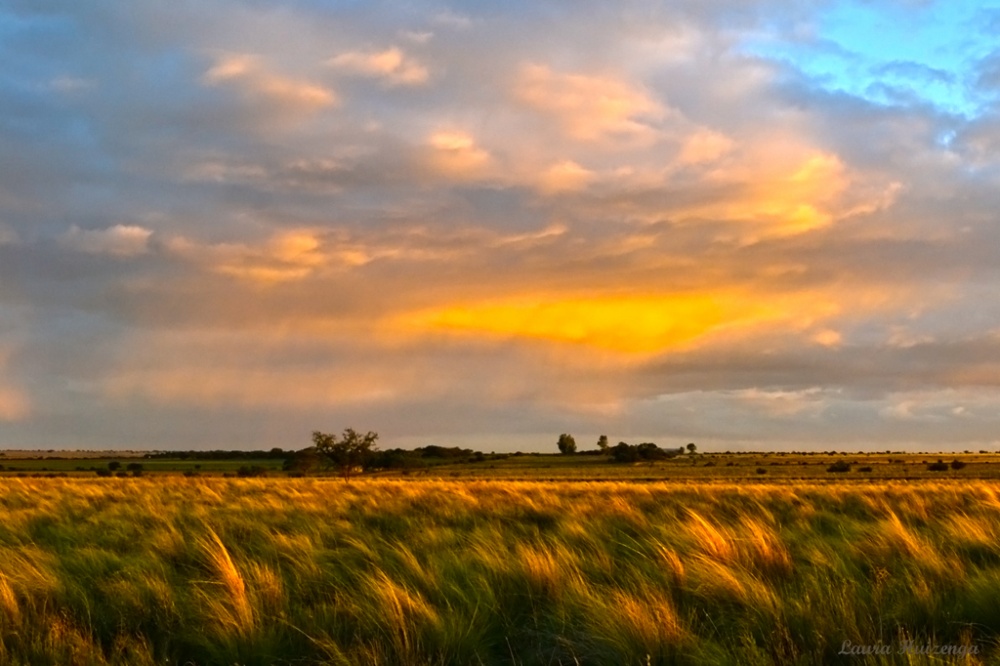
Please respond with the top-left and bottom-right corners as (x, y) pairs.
(0, 475), (998, 664)
(3, 450), (1000, 481)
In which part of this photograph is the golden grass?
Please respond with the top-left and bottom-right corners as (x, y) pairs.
(196, 529), (256, 638)
(0, 477), (996, 664)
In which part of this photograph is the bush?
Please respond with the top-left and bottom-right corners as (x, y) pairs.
(927, 459), (949, 472)
(858, 466), (873, 472)
(756, 467), (767, 474)
(827, 460), (852, 473)
(950, 459), (967, 470)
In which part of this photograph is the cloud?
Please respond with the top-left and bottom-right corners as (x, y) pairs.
(396, 288), (844, 355)
(328, 47), (429, 86)
(165, 230), (335, 284)
(677, 129), (734, 165)
(536, 160), (595, 194)
(0, 346), (29, 421)
(5, 0), (1000, 450)
(514, 63), (665, 142)
(57, 225), (153, 257)
(0, 386), (29, 421)
(202, 53), (336, 114)
(0, 225), (17, 246)
(425, 130), (492, 179)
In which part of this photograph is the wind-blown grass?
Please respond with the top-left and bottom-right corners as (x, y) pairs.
(0, 477), (996, 664)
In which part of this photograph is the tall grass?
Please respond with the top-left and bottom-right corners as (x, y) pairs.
(0, 477), (996, 664)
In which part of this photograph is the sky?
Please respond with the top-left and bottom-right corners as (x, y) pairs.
(2, 0), (1000, 452)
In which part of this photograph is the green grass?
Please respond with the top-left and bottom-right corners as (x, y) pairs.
(3, 450), (999, 481)
(0, 477), (997, 664)
(0, 457), (285, 474)
(371, 451), (1000, 482)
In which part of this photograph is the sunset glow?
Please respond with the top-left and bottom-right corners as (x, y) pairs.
(410, 293), (778, 354)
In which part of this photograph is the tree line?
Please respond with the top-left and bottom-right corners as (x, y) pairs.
(556, 433), (696, 461)
(133, 430), (700, 479)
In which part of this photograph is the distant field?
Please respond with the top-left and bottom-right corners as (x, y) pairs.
(0, 476), (997, 664)
(386, 451), (1000, 482)
(0, 449), (146, 459)
(3, 450), (1000, 481)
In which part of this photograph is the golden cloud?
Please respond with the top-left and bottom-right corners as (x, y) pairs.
(202, 54), (336, 111)
(514, 64), (664, 142)
(328, 47), (429, 86)
(426, 130), (492, 178)
(677, 129), (734, 165)
(682, 149), (901, 236)
(536, 160), (596, 194)
(166, 230), (334, 284)
(396, 290), (841, 355)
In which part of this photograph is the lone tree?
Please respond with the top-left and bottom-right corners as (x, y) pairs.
(597, 434), (609, 453)
(686, 442), (697, 454)
(557, 433), (577, 455)
(313, 428), (379, 478)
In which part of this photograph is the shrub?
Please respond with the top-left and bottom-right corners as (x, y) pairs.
(927, 459), (949, 472)
(951, 459), (967, 470)
(827, 460), (852, 473)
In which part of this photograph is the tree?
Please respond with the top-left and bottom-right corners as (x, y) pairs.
(313, 428), (379, 478)
(611, 442), (638, 463)
(686, 442), (697, 454)
(557, 433), (577, 455)
(597, 435), (609, 453)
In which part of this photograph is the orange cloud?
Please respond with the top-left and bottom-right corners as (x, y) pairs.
(0, 351), (29, 421)
(328, 47), (429, 86)
(166, 230), (335, 284)
(202, 54), (336, 112)
(426, 130), (491, 178)
(102, 330), (402, 408)
(677, 129), (734, 165)
(0, 386), (29, 421)
(397, 291), (837, 355)
(514, 64), (664, 142)
(537, 160), (595, 194)
(686, 150), (900, 236)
